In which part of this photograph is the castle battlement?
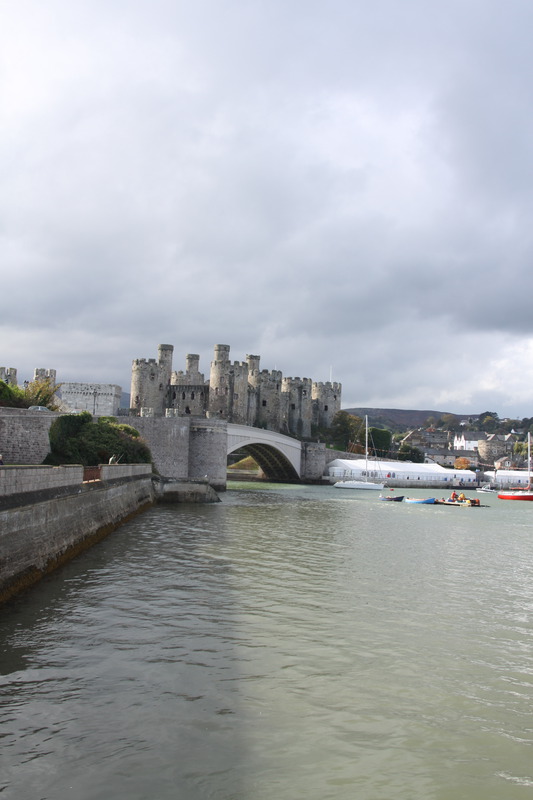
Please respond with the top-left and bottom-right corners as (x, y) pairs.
(132, 358), (158, 367)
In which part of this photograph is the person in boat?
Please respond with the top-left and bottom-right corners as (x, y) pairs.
(450, 490), (458, 501)
(458, 492), (466, 502)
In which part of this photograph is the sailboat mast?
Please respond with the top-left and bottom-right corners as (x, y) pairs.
(527, 431), (531, 489)
(365, 415), (369, 475)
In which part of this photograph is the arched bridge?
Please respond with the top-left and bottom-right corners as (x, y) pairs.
(227, 424), (303, 481)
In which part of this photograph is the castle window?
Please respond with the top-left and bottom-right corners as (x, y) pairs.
(324, 405), (328, 411)
(291, 404), (296, 410)
(191, 392), (195, 400)
(262, 400), (267, 407)
(185, 406), (191, 414)
(182, 392), (186, 400)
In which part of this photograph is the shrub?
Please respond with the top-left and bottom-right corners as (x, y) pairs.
(44, 413), (152, 467)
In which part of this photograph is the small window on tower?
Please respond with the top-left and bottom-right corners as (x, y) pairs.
(262, 400), (267, 407)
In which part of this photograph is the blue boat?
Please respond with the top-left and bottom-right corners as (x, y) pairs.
(404, 497), (436, 504)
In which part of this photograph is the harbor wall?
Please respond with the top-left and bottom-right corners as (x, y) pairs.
(0, 407), (58, 464)
(0, 464), (154, 605)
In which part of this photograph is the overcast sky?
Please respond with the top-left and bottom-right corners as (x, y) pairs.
(3, 0), (533, 419)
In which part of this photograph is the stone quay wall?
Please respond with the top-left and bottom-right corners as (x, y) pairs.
(0, 407), (58, 465)
(0, 464), (154, 605)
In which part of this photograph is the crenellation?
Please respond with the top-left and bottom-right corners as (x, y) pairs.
(0, 368), (17, 385)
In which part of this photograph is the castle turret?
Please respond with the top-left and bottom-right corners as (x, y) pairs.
(34, 368), (56, 383)
(0, 367), (17, 386)
(207, 345), (249, 423)
(282, 377), (313, 438)
(130, 344), (173, 415)
(312, 381), (342, 429)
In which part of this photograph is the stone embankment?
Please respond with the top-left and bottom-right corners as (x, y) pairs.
(0, 464), (219, 605)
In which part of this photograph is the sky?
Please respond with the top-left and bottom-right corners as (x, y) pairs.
(3, 0), (533, 419)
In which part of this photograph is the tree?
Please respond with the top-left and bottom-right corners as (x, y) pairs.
(397, 443), (424, 463)
(0, 376), (62, 409)
(439, 414), (460, 431)
(368, 427), (392, 458)
(329, 411), (363, 451)
(480, 415), (498, 432)
(454, 457), (471, 470)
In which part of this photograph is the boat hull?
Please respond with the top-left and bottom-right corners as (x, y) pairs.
(497, 491), (533, 501)
(405, 497), (436, 504)
(434, 499), (482, 507)
(334, 481), (384, 490)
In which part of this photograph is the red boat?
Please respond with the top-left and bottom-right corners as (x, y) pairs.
(498, 433), (533, 501)
(497, 488), (533, 501)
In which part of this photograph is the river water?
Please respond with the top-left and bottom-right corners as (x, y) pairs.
(1, 483), (533, 800)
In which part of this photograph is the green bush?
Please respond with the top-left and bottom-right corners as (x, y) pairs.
(44, 413), (152, 467)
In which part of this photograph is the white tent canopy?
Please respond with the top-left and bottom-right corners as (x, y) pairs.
(328, 458), (478, 485)
(483, 470), (530, 488)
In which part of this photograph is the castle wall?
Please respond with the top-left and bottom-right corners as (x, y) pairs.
(0, 407), (57, 465)
(60, 383), (122, 416)
(167, 384), (208, 416)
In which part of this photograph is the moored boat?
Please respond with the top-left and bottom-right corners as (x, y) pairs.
(405, 497), (436, 504)
(379, 494), (404, 502)
(335, 479), (385, 490)
(333, 416), (385, 491)
(497, 488), (533, 501)
(434, 498), (483, 507)
(498, 433), (533, 501)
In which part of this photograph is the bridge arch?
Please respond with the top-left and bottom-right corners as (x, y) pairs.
(227, 424), (302, 482)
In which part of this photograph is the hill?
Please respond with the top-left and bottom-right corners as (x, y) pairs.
(343, 408), (466, 431)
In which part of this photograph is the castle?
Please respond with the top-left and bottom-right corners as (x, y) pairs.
(130, 344), (341, 438)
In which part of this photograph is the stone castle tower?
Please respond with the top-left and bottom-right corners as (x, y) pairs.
(130, 344), (174, 415)
(129, 343), (341, 436)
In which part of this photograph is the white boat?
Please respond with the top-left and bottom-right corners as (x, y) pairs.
(498, 433), (533, 501)
(334, 416), (385, 491)
(477, 484), (497, 493)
